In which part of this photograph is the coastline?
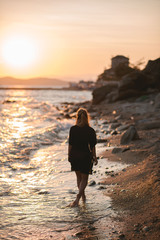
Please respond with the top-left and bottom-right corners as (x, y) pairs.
(65, 92), (160, 240)
(95, 94), (160, 240)
(0, 88), (159, 239)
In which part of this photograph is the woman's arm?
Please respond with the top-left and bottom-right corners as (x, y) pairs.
(92, 146), (98, 165)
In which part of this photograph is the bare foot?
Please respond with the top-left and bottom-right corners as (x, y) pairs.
(69, 200), (79, 207)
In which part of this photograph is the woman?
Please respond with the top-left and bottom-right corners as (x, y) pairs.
(68, 108), (97, 207)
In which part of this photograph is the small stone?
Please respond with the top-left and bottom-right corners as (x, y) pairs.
(38, 190), (49, 195)
(103, 120), (109, 124)
(98, 186), (106, 190)
(122, 147), (130, 152)
(143, 226), (149, 232)
(75, 231), (83, 236)
(122, 168), (126, 172)
(118, 233), (126, 239)
(117, 124), (129, 132)
(112, 148), (123, 154)
(88, 225), (96, 230)
(97, 138), (108, 143)
(115, 115), (122, 120)
(64, 113), (71, 119)
(88, 180), (96, 186)
(111, 130), (118, 135)
(68, 190), (76, 194)
(120, 189), (126, 193)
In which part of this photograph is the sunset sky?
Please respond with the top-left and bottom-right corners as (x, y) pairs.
(0, 0), (160, 81)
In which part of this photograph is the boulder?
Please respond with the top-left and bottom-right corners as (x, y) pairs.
(116, 124), (130, 132)
(117, 89), (147, 100)
(92, 82), (118, 104)
(112, 147), (130, 154)
(109, 122), (121, 130)
(137, 121), (160, 130)
(120, 126), (139, 145)
(143, 58), (160, 89)
(105, 89), (119, 103)
(119, 71), (151, 92)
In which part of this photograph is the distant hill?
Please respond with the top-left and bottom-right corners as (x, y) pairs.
(0, 76), (69, 86)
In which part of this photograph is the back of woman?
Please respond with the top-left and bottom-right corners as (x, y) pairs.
(68, 108), (97, 207)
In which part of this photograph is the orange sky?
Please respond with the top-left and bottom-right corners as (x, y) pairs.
(0, 0), (160, 81)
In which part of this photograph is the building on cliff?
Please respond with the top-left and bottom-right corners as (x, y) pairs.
(96, 55), (133, 87)
(111, 55), (129, 69)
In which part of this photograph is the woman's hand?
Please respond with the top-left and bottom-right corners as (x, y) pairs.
(93, 156), (98, 165)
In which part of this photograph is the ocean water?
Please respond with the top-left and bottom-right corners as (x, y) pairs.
(0, 89), (127, 239)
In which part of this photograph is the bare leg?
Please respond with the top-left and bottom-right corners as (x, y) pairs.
(70, 173), (89, 207)
(75, 171), (81, 189)
(75, 171), (86, 203)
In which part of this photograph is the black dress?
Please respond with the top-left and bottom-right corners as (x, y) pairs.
(68, 125), (97, 174)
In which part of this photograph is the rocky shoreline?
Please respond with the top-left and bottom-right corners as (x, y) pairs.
(61, 90), (160, 240)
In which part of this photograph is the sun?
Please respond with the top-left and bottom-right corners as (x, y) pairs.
(2, 35), (37, 69)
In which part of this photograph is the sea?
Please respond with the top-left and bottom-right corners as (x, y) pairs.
(0, 88), (127, 240)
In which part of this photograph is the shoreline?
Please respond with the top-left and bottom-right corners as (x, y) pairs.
(0, 87), (92, 91)
(65, 92), (160, 240)
(95, 94), (160, 240)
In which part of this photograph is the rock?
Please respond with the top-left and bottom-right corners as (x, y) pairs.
(111, 130), (118, 135)
(38, 190), (49, 195)
(68, 190), (76, 194)
(122, 168), (126, 172)
(117, 89), (146, 101)
(112, 147), (130, 154)
(143, 58), (160, 89)
(98, 186), (106, 190)
(103, 120), (109, 124)
(116, 124), (129, 132)
(112, 148), (123, 154)
(75, 231), (83, 237)
(119, 71), (151, 92)
(105, 89), (119, 103)
(122, 147), (130, 152)
(88, 180), (96, 186)
(92, 82), (118, 104)
(105, 171), (114, 175)
(120, 126), (139, 145)
(109, 122), (121, 130)
(117, 71), (152, 100)
(111, 174), (115, 177)
(115, 115), (122, 120)
(143, 226), (150, 232)
(64, 113), (72, 119)
(120, 189), (126, 192)
(137, 121), (160, 130)
(118, 233), (126, 239)
(2, 99), (16, 104)
(97, 138), (108, 143)
(88, 225), (96, 231)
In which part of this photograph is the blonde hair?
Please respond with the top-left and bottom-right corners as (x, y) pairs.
(76, 108), (90, 127)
